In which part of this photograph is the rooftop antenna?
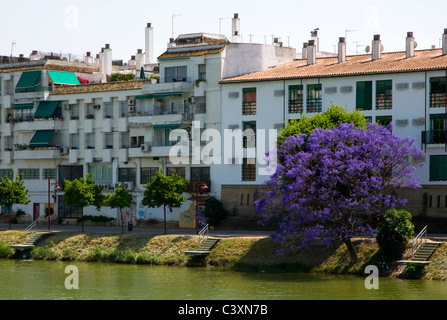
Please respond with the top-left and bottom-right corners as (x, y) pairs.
(171, 13), (181, 39)
(345, 29), (357, 53)
(9, 41), (16, 62)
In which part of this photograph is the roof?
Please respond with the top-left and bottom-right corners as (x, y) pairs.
(158, 45), (226, 60)
(49, 80), (153, 95)
(219, 48), (447, 83)
(0, 59), (99, 74)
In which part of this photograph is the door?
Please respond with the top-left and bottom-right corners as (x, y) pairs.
(33, 203), (40, 221)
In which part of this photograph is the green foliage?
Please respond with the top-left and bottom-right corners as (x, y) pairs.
(277, 104), (367, 146)
(111, 73), (135, 82)
(376, 208), (414, 262)
(104, 188), (133, 210)
(403, 262), (426, 279)
(203, 197), (226, 226)
(63, 173), (104, 210)
(142, 170), (187, 209)
(0, 170), (31, 211)
(77, 215), (114, 223)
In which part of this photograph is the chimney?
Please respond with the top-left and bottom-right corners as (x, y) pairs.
(302, 42), (308, 60)
(145, 23), (154, 64)
(338, 37), (346, 63)
(310, 29), (319, 52)
(307, 40), (316, 65)
(128, 55), (136, 67)
(232, 13), (241, 43)
(443, 28), (447, 55)
(372, 34), (381, 61)
(406, 32), (415, 58)
(84, 51), (93, 64)
(101, 44), (112, 83)
(135, 49), (144, 71)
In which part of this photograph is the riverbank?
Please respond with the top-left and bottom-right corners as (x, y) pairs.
(1, 230), (446, 279)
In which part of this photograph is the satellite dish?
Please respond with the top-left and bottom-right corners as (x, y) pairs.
(380, 44), (384, 52)
(365, 45), (371, 53)
(414, 41), (418, 49)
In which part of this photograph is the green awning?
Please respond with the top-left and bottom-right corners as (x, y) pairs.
(47, 70), (80, 85)
(153, 92), (183, 98)
(34, 101), (60, 118)
(153, 124), (181, 130)
(29, 130), (56, 148)
(135, 94), (154, 100)
(13, 103), (34, 110)
(15, 70), (42, 91)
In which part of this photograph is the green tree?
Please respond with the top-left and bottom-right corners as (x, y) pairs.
(104, 187), (133, 233)
(376, 208), (415, 263)
(203, 197), (226, 227)
(0, 171), (31, 230)
(141, 170), (187, 234)
(277, 104), (367, 146)
(63, 173), (104, 232)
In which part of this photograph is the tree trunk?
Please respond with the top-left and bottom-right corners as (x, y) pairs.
(8, 210), (11, 230)
(163, 205), (167, 235)
(81, 210), (84, 233)
(343, 238), (358, 264)
(120, 208), (124, 234)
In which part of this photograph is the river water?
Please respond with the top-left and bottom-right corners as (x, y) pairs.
(1, 259), (447, 300)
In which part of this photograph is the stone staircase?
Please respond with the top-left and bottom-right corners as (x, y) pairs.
(184, 237), (220, 256)
(411, 241), (441, 262)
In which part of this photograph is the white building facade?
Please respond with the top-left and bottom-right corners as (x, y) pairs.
(219, 30), (447, 222)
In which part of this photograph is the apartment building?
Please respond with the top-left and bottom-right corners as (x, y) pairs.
(0, 15), (296, 226)
(219, 30), (447, 221)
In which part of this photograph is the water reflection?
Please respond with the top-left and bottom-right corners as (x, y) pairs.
(1, 259), (447, 300)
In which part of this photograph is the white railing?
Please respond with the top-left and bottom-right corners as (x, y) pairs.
(25, 220), (38, 240)
(411, 226), (427, 258)
(199, 224), (209, 245)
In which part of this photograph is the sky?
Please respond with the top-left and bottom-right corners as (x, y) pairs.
(1, 0), (447, 62)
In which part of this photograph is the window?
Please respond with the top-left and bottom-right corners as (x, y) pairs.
(19, 168), (40, 180)
(198, 64), (206, 80)
(242, 88), (256, 115)
(430, 77), (447, 108)
(430, 155), (447, 181)
(103, 102), (113, 118)
(43, 168), (56, 179)
(242, 158), (256, 181)
(0, 169), (13, 179)
(307, 84), (322, 113)
(118, 168), (136, 184)
(90, 163), (113, 183)
(288, 85), (304, 113)
(376, 116), (392, 128)
(356, 81), (373, 110)
(165, 66), (187, 83)
(104, 133), (113, 149)
(191, 167), (210, 182)
(429, 114), (446, 144)
(243, 121), (256, 148)
(141, 167), (158, 185)
(130, 136), (145, 148)
(166, 167), (185, 179)
(376, 80), (392, 110)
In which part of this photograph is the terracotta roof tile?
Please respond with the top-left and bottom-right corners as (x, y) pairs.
(49, 80), (152, 95)
(220, 49), (447, 83)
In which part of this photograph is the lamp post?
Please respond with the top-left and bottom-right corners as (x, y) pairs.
(195, 174), (209, 235)
(47, 176), (60, 231)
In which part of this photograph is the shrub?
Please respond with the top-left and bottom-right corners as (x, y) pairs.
(376, 208), (414, 262)
(203, 197), (226, 226)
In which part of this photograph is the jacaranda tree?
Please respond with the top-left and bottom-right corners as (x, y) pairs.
(255, 123), (424, 263)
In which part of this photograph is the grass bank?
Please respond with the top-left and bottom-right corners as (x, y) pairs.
(3, 231), (447, 279)
(0, 230), (383, 275)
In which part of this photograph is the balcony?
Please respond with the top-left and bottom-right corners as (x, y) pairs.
(14, 117), (64, 131)
(14, 147), (61, 160)
(422, 131), (447, 145)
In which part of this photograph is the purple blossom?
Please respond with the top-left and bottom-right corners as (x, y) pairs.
(255, 122), (425, 255)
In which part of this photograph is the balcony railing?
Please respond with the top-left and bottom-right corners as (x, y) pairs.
(422, 130), (447, 144)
